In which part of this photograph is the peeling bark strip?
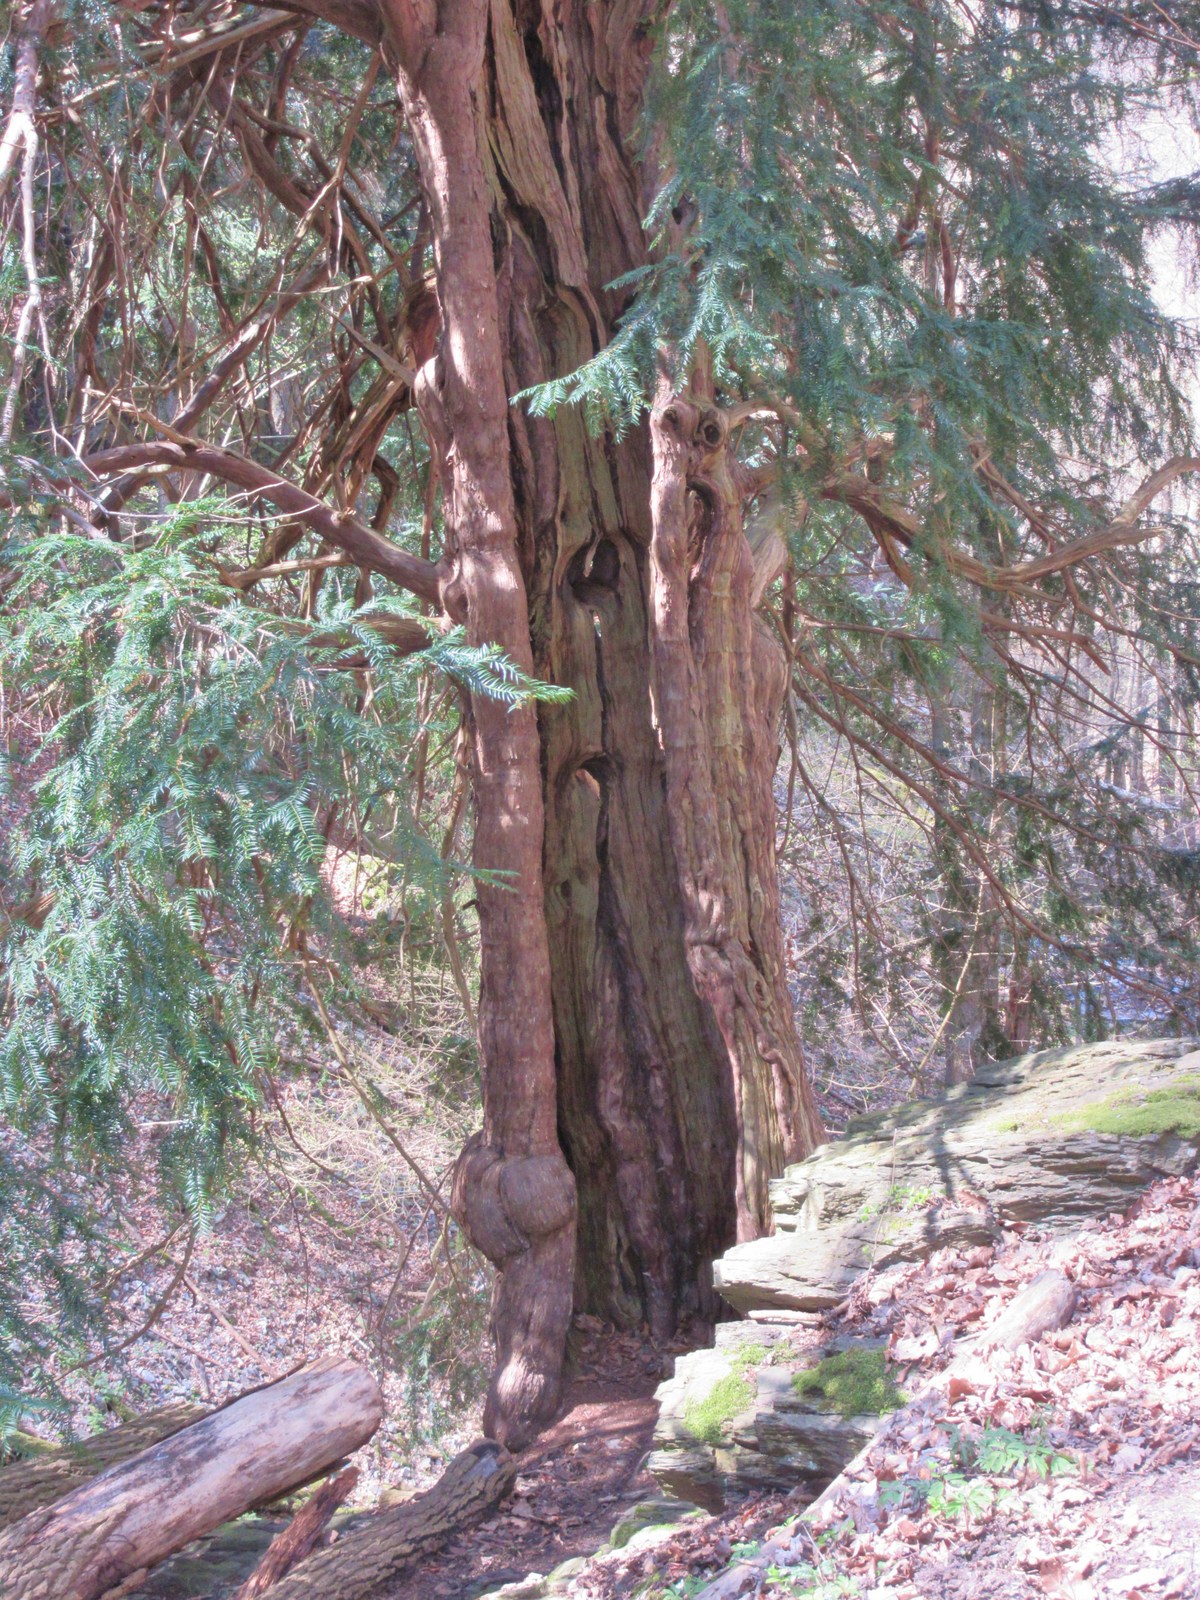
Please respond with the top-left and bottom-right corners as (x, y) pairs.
(649, 392), (825, 1238)
(232, 1466), (359, 1599)
(0, 1357), (383, 1600)
(382, 0), (576, 1449)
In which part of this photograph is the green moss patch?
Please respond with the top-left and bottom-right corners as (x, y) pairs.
(730, 1341), (768, 1367)
(1054, 1074), (1200, 1139)
(682, 1371), (756, 1445)
(792, 1347), (903, 1418)
(680, 1343), (769, 1445)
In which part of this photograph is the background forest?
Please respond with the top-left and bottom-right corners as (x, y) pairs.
(0, 0), (1198, 1472)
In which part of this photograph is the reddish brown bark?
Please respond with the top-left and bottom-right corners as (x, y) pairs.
(233, 1467), (359, 1599)
(467, 0), (766, 1339)
(382, 0), (575, 1449)
(295, 0), (824, 1444)
(648, 389), (824, 1236)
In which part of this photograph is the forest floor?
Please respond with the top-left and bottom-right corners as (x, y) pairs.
(44, 1028), (491, 1504)
(391, 1324), (669, 1600)
(38, 983), (1198, 1600)
(492, 1169), (1200, 1600)
(22, 1067), (1200, 1600)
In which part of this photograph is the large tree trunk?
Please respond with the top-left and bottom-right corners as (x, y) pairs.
(378, 0), (824, 1445)
(385, 0), (576, 1450)
(647, 388), (823, 1233)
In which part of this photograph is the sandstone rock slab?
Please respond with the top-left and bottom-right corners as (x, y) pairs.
(715, 1038), (1200, 1313)
(650, 1038), (1199, 1509)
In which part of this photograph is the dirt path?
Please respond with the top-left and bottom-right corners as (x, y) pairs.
(384, 1328), (670, 1600)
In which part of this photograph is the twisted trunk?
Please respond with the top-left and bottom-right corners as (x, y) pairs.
(386, 0), (575, 1448)
(378, 0), (824, 1445)
(648, 392), (823, 1236)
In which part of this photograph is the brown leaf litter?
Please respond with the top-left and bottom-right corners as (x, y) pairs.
(509, 1171), (1200, 1600)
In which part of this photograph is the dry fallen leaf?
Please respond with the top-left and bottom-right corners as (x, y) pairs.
(1037, 1556), (1097, 1599)
(1119, 1567), (1167, 1592)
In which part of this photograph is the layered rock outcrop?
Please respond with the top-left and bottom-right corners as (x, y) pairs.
(650, 1037), (1200, 1507)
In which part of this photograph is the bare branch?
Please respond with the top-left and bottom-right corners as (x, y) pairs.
(79, 440), (451, 609)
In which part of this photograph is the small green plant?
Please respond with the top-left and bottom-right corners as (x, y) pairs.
(645, 1573), (711, 1600)
(878, 1420), (1076, 1530)
(792, 1347), (904, 1417)
(927, 1472), (1000, 1521)
(858, 1183), (935, 1222)
(952, 1421), (1077, 1480)
(763, 1564), (859, 1599)
(879, 1466), (1003, 1522)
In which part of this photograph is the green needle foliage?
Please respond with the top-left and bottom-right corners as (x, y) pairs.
(1, 0), (1198, 1407)
(0, 499), (565, 1398)
(594, 0), (1200, 1059)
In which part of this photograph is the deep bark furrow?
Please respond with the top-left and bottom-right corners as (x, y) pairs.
(383, 0), (824, 1432)
(648, 396), (824, 1238)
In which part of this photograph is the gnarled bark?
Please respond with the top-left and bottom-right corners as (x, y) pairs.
(459, 0), (823, 1337)
(180, 0), (832, 1447)
(374, 0), (825, 1444)
(648, 391), (824, 1237)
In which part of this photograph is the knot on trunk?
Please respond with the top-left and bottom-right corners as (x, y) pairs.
(452, 1135), (576, 1267)
(652, 396), (729, 459)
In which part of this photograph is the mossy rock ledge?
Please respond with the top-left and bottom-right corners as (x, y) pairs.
(717, 1037), (1200, 1314)
(649, 1038), (1200, 1509)
(648, 1325), (899, 1511)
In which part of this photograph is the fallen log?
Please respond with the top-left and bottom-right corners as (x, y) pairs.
(0, 1403), (204, 1532)
(692, 1270), (1078, 1600)
(0, 1355), (383, 1600)
(256, 1440), (515, 1600)
(233, 1466), (359, 1599)
(956, 1268), (1077, 1362)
